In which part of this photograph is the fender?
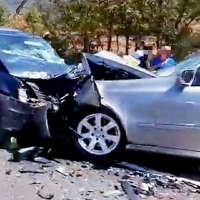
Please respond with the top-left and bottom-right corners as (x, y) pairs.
(75, 76), (101, 107)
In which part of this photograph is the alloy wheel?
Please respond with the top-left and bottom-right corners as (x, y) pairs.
(77, 113), (121, 155)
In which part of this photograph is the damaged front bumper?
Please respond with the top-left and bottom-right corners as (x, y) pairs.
(0, 93), (51, 149)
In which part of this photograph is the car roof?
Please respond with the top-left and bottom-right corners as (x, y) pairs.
(0, 27), (22, 32)
(0, 27), (25, 35)
(0, 27), (42, 38)
(185, 51), (200, 60)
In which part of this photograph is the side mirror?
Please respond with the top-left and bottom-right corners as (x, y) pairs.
(179, 69), (195, 86)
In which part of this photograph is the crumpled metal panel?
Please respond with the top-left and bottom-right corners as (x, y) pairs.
(0, 94), (51, 149)
(0, 51), (72, 80)
(75, 76), (101, 107)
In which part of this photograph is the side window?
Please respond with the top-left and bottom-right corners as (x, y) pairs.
(119, 70), (140, 79)
(88, 59), (140, 80)
(91, 67), (109, 80)
(105, 69), (139, 80)
(192, 68), (200, 86)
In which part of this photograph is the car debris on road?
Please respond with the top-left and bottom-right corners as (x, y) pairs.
(1, 29), (200, 200)
(1, 148), (200, 200)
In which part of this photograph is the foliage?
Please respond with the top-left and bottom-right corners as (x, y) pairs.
(5, 14), (30, 31)
(5, 8), (44, 36)
(2, 0), (200, 59)
(0, 3), (4, 25)
(41, 0), (200, 55)
(24, 8), (44, 35)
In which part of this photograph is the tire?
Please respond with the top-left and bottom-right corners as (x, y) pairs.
(70, 107), (126, 165)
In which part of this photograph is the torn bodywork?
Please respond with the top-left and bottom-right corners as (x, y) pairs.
(0, 49), (101, 151)
(0, 95), (50, 149)
(0, 57), (51, 149)
(0, 29), (103, 162)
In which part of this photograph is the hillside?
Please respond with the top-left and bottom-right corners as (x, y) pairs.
(1, 0), (39, 12)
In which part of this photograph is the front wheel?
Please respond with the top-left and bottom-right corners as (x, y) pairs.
(73, 110), (126, 165)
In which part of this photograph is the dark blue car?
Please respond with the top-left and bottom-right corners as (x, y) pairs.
(0, 28), (97, 153)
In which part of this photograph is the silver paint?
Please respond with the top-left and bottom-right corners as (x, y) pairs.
(95, 61), (200, 159)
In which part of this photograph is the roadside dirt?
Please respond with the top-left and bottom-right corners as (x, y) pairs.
(0, 149), (200, 200)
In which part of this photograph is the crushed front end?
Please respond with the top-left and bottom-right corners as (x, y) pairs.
(0, 61), (51, 149)
(0, 51), (102, 152)
(0, 94), (51, 149)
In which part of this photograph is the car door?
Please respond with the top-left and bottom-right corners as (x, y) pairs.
(154, 69), (200, 151)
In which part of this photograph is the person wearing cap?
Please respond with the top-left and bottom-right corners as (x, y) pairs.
(43, 31), (51, 43)
(152, 46), (176, 69)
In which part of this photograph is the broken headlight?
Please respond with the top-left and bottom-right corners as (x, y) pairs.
(18, 80), (30, 103)
(18, 87), (28, 103)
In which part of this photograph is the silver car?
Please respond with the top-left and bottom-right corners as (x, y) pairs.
(85, 51), (156, 80)
(73, 55), (200, 164)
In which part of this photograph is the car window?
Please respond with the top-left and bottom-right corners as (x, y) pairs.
(156, 66), (175, 77)
(192, 68), (200, 86)
(176, 57), (200, 72)
(157, 56), (200, 77)
(0, 35), (64, 64)
(104, 69), (139, 80)
(89, 61), (140, 80)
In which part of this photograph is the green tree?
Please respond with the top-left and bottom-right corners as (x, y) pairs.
(24, 8), (44, 35)
(0, 3), (5, 26)
(37, 0), (200, 58)
(43, 1), (107, 53)
(133, 0), (200, 59)
(115, 1), (142, 54)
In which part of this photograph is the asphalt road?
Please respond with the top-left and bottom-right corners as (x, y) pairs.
(0, 149), (200, 200)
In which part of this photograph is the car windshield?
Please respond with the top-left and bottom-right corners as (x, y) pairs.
(0, 34), (64, 64)
(156, 56), (200, 77)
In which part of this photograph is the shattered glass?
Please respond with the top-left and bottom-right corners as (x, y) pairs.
(0, 35), (65, 64)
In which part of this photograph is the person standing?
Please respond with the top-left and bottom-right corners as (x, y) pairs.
(160, 46), (176, 69)
(152, 50), (162, 69)
(132, 41), (145, 61)
(43, 31), (52, 44)
(132, 41), (150, 69)
(152, 46), (176, 70)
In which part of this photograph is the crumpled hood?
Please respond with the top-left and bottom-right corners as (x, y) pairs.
(0, 53), (68, 79)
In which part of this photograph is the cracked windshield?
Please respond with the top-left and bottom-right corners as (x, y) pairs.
(0, 35), (64, 64)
